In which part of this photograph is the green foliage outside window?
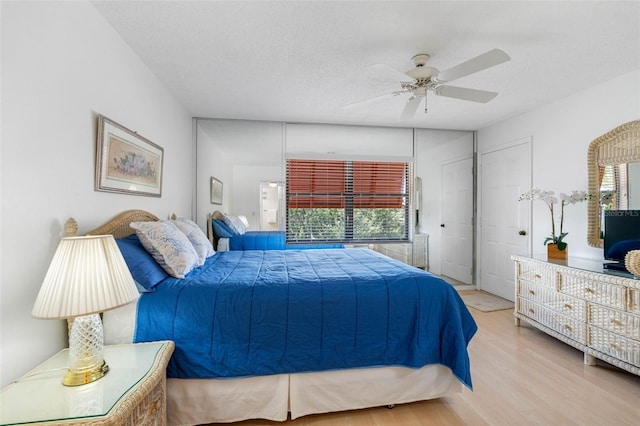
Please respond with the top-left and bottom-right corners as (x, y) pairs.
(287, 208), (406, 242)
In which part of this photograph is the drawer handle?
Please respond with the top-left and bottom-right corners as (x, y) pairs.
(528, 308), (535, 314)
(564, 324), (573, 332)
(534, 274), (541, 279)
(610, 343), (621, 351)
(585, 288), (595, 294)
(528, 290), (536, 295)
(610, 319), (623, 326)
(148, 400), (160, 416)
(564, 303), (572, 310)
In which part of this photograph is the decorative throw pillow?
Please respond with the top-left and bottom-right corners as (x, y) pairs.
(223, 215), (247, 235)
(130, 220), (199, 279)
(172, 217), (215, 266)
(115, 235), (169, 291)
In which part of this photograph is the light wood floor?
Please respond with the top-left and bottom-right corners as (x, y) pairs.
(205, 291), (640, 425)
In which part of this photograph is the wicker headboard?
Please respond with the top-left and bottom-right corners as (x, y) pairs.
(76, 209), (160, 238)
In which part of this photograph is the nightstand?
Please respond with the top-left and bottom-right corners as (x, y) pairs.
(0, 341), (174, 425)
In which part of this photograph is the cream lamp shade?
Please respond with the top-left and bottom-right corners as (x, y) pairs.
(32, 234), (139, 386)
(32, 235), (138, 319)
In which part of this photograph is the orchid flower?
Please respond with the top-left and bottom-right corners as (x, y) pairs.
(519, 188), (591, 250)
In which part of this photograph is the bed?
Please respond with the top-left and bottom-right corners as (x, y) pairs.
(207, 210), (344, 251)
(84, 210), (476, 425)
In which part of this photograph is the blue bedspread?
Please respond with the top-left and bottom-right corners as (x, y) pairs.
(228, 230), (344, 250)
(134, 249), (477, 388)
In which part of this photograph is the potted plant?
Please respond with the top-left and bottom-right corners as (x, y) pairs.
(519, 188), (591, 259)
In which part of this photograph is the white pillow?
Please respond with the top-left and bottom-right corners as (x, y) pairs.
(172, 218), (215, 266)
(130, 220), (199, 279)
(223, 215), (247, 235)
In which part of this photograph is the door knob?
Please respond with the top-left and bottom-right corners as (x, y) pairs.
(440, 224), (445, 228)
(519, 230), (527, 236)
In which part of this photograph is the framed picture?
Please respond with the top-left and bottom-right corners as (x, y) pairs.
(210, 177), (223, 204)
(95, 115), (164, 197)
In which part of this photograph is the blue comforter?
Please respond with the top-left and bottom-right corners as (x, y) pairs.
(134, 249), (477, 388)
(228, 230), (344, 250)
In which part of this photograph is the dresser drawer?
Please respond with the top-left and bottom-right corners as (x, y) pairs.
(518, 280), (585, 320)
(588, 304), (640, 340)
(588, 326), (640, 367)
(628, 288), (640, 315)
(559, 274), (626, 310)
(518, 298), (586, 343)
(516, 261), (558, 289)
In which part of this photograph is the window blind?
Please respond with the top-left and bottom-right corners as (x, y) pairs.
(286, 159), (412, 243)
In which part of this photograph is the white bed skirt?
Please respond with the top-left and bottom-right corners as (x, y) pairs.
(166, 365), (460, 425)
(104, 299), (462, 425)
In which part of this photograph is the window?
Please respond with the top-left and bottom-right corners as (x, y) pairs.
(286, 159), (412, 243)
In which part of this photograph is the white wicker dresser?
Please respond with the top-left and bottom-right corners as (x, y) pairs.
(512, 255), (639, 376)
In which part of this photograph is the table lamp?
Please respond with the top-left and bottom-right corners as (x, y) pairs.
(32, 235), (139, 386)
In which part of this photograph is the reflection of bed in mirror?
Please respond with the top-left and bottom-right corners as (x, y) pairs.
(207, 210), (344, 251)
(85, 210), (477, 425)
(587, 120), (640, 248)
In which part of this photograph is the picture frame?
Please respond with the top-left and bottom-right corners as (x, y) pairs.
(95, 115), (164, 197)
(210, 177), (223, 204)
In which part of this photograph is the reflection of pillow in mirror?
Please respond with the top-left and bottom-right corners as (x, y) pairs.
(130, 221), (199, 279)
(213, 219), (237, 238)
(173, 218), (215, 266)
(223, 215), (247, 235)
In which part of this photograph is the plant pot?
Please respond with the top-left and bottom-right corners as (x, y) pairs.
(547, 243), (568, 260)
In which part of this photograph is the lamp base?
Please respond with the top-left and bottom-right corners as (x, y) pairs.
(64, 314), (108, 386)
(63, 360), (109, 386)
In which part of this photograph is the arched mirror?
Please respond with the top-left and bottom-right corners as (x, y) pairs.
(587, 120), (640, 247)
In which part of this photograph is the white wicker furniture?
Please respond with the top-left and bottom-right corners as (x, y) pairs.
(373, 234), (429, 268)
(512, 255), (639, 376)
(0, 341), (174, 425)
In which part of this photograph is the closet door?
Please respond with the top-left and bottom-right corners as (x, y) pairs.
(441, 157), (473, 284)
(480, 140), (530, 301)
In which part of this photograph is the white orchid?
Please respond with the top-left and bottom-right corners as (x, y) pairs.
(519, 188), (591, 250)
(559, 190), (590, 205)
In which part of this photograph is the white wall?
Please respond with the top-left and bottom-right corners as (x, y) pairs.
(478, 69), (640, 261)
(0, 2), (193, 387)
(285, 123), (414, 157)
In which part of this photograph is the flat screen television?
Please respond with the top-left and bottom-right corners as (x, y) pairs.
(603, 210), (640, 272)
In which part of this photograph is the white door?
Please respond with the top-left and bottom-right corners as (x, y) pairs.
(480, 141), (530, 301)
(441, 157), (473, 284)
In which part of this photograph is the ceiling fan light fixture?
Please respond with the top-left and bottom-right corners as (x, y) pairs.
(410, 54), (430, 66)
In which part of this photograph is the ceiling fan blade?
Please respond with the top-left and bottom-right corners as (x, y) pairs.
(366, 63), (412, 82)
(434, 48), (510, 83)
(342, 92), (397, 110)
(401, 96), (422, 118)
(434, 85), (498, 103)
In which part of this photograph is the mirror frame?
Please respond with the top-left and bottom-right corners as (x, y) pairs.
(587, 120), (640, 248)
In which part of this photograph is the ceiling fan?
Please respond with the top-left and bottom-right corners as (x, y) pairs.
(345, 48), (511, 118)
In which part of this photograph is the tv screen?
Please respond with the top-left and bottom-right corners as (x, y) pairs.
(604, 210), (640, 271)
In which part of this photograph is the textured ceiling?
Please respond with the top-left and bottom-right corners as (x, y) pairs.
(92, 1), (640, 131)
